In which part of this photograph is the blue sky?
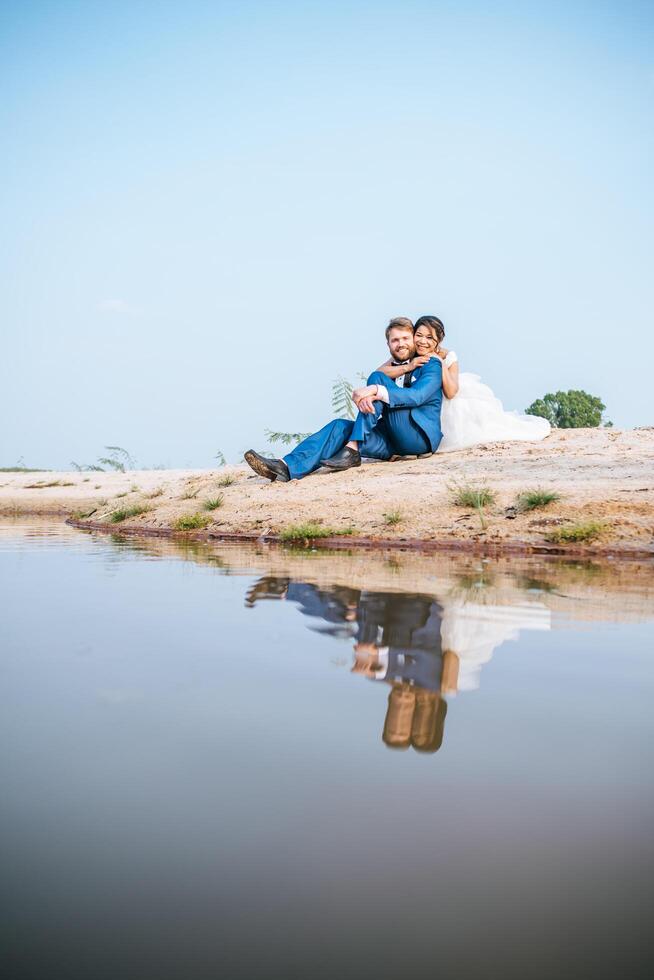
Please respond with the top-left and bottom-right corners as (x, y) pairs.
(1, 0), (652, 468)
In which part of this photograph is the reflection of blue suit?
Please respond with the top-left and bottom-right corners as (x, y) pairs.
(283, 359), (443, 480)
(357, 594), (444, 692)
(285, 583), (358, 638)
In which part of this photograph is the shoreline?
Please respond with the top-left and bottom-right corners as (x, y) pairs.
(64, 516), (654, 561)
(2, 427), (653, 560)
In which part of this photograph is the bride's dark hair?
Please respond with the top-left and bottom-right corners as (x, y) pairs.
(414, 315), (445, 345)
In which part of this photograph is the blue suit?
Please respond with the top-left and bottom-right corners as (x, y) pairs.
(283, 358), (443, 480)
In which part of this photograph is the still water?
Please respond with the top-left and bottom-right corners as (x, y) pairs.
(1, 521), (653, 980)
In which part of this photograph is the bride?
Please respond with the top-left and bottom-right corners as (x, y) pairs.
(376, 315), (550, 452)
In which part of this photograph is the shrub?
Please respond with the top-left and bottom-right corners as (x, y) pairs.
(203, 496), (224, 511)
(546, 521), (607, 544)
(279, 523), (356, 541)
(526, 390), (610, 428)
(383, 509), (404, 525)
(173, 513), (212, 531)
(109, 504), (150, 523)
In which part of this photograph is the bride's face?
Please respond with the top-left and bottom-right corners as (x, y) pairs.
(414, 325), (439, 356)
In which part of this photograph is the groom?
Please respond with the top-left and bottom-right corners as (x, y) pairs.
(244, 317), (444, 482)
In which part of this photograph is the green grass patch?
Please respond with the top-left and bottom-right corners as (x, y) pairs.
(173, 513), (212, 531)
(109, 504), (151, 523)
(546, 521), (608, 544)
(217, 474), (236, 487)
(71, 507), (98, 520)
(450, 483), (496, 530)
(203, 495), (224, 511)
(181, 487), (200, 499)
(1, 467), (49, 473)
(279, 523), (356, 541)
(516, 488), (561, 512)
(383, 509), (404, 526)
(451, 484), (496, 508)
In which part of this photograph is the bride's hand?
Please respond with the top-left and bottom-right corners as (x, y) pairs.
(409, 355), (430, 369)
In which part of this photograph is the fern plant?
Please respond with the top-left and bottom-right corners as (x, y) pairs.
(332, 376), (356, 420)
(265, 429), (311, 446)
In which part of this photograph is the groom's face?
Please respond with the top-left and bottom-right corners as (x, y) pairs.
(387, 327), (415, 363)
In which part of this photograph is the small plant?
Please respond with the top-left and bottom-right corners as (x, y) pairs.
(147, 487), (164, 498)
(71, 445), (135, 473)
(383, 509), (404, 526)
(516, 488), (561, 512)
(173, 513), (212, 531)
(72, 461), (105, 472)
(98, 446), (135, 472)
(1, 457), (48, 473)
(82, 478), (90, 482)
(450, 484), (496, 531)
(130, 484), (140, 493)
(279, 523), (356, 541)
(181, 487), (200, 499)
(451, 485), (496, 508)
(217, 474), (236, 487)
(546, 521), (608, 544)
(71, 507), (97, 519)
(115, 492), (128, 499)
(203, 495), (224, 511)
(109, 504), (151, 523)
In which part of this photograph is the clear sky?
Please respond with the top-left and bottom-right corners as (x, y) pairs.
(1, 0), (652, 468)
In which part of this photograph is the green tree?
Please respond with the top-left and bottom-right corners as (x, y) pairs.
(526, 390), (610, 428)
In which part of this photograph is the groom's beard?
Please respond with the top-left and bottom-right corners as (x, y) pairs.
(389, 346), (414, 363)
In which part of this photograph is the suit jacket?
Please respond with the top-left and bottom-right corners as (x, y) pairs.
(356, 593), (445, 691)
(385, 356), (443, 452)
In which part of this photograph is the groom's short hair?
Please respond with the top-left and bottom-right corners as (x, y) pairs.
(385, 316), (414, 340)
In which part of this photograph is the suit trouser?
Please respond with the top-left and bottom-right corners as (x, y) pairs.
(283, 371), (431, 480)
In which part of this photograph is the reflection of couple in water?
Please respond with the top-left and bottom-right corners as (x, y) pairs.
(246, 575), (551, 754)
(244, 314), (550, 482)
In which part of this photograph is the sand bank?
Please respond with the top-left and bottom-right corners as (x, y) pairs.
(2, 428), (653, 557)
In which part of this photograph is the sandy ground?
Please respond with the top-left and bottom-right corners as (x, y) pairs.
(2, 427), (653, 556)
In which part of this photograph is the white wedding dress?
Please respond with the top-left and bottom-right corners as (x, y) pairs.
(437, 351), (550, 452)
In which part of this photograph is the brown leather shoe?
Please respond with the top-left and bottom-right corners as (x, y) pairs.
(320, 446), (362, 471)
(244, 450), (290, 482)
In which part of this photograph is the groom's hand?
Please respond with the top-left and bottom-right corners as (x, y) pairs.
(357, 396), (376, 414)
(353, 385), (377, 414)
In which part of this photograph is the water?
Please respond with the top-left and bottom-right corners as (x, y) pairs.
(1, 520), (653, 980)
